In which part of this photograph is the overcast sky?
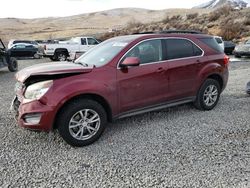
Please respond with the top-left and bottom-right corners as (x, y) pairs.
(0, 0), (249, 19)
(0, 0), (211, 19)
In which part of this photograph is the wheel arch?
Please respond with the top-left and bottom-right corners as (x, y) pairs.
(54, 48), (69, 56)
(53, 93), (113, 129)
(206, 73), (223, 90)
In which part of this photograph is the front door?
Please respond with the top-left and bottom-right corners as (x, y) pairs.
(117, 39), (169, 113)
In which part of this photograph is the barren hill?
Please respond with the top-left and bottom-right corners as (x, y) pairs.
(0, 8), (209, 42)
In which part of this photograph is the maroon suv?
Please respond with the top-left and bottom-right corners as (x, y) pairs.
(12, 33), (229, 146)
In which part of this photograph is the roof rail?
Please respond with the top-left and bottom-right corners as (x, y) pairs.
(132, 30), (203, 35)
(132, 31), (155, 35)
(159, 30), (203, 34)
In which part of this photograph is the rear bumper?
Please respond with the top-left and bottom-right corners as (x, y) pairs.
(11, 97), (56, 132)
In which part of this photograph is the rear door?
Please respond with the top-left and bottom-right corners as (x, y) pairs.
(117, 39), (169, 113)
(164, 38), (203, 100)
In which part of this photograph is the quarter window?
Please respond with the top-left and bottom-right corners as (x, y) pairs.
(165, 39), (202, 60)
(123, 39), (163, 64)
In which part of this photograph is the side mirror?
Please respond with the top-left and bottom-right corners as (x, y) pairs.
(120, 57), (140, 68)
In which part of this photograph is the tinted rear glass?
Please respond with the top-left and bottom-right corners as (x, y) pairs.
(200, 38), (224, 53)
(215, 37), (223, 44)
(165, 39), (203, 60)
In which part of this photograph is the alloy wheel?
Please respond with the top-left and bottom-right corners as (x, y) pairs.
(68, 109), (100, 141)
(203, 85), (218, 107)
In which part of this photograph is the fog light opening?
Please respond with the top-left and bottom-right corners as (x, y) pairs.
(23, 113), (42, 124)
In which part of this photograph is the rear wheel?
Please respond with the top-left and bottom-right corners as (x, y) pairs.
(57, 99), (107, 147)
(56, 52), (67, 61)
(8, 57), (18, 72)
(194, 79), (221, 111)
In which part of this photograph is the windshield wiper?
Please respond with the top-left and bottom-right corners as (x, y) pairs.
(74, 61), (89, 67)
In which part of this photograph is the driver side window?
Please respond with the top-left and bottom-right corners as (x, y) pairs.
(124, 39), (162, 64)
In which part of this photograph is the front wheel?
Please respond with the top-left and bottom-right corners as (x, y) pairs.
(8, 57), (18, 72)
(194, 79), (221, 111)
(57, 99), (107, 147)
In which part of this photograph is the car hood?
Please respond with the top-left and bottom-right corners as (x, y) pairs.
(16, 61), (93, 82)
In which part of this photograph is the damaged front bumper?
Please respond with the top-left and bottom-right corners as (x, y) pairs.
(11, 96), (55, 132)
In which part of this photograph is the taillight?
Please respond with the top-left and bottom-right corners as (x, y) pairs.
(224, 55), (229, 66)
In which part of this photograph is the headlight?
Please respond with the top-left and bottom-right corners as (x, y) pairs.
(24, 80), (53, 101)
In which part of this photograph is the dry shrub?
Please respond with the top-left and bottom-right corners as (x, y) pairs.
(243, 19), (250, 25)
(162, 16), (170, 24)
(171, 15), (182, 21)
(209, 5), (233, 22)
(187, 13), (198, 20)
(208, 11), (220, 22)
(163, 14), (182, 24)
(127, 19), (144, 29)
(219, 20), (243, 40)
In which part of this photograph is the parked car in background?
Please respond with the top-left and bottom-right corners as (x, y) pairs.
(43, 36), (100, 61)
(8, 43), (43, 59)
(233, 39), (250, 58)
(0, 38), (18, 72)
(224, 41), (236, 55)
(12, 32), (229, 147)
(214, 36), (225, 50)
(247, 81), (250, 94)
(8, 40), (39, 49)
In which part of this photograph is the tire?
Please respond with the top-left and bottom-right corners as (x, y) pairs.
(50, 56), (57, 61)
(194, 79), (221, 111)
(57, 99), (107, 147)
(56, 52), (67, 61)
(8, 57), (18, 72)
(33, 53), (40, 59)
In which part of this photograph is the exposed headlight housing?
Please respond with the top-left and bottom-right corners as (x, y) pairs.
(24, 80), (53, 102)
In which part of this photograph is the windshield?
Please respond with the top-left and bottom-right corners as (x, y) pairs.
(75, 39), (129, 67)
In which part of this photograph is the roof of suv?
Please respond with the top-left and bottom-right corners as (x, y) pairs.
(110, 33), (212, 44)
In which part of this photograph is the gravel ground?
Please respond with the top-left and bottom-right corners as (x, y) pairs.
(0, 58), (250, 188)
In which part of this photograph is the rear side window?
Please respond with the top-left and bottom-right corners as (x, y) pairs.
(215, 37), (223, 44)
(200, 38), (224, 53)
(165, 39), (203, 60)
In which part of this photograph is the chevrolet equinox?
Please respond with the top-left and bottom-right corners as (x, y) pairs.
(12, 33), (229, 146)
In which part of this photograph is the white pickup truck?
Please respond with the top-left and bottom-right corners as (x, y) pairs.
(43, 37), (100, 61)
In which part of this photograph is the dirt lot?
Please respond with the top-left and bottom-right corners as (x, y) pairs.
(0, 58), (250, 187)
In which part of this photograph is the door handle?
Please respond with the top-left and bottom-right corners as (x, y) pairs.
(156, 67), (164, 73)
